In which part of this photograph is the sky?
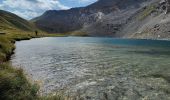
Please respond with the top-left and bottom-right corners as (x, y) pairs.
(0, 0), (97, 19)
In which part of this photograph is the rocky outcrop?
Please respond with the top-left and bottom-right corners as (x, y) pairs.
(166, 0), (170, 13)
(122, 0), (170, 39)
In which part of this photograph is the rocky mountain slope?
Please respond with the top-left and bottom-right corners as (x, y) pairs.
(123, 0), (170, 39)
(32, 0), (151, 33)
(33, 0), (170, 39)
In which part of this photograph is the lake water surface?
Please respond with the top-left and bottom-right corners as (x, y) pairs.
(11, 37), (170, 100)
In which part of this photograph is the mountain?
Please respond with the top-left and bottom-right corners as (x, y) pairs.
(122, 0), (170, 39)
(33, 0), (170, 39)
(32, 0), (150, 33)
(0, 10), (37, 32)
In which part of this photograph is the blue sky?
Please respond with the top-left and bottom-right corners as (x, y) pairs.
(0, 0), (97, 19)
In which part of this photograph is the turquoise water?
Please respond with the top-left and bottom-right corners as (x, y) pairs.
(11, 37), (170, 100)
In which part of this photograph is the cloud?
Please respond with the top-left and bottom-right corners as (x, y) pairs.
(12, 10), (40, 20)
(0, 0), (97, 19)
(0, 0), (70, 19)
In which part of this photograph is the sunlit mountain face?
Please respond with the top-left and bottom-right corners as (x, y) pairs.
(32, 0), (153, 35)
(0, 0), (97, 19)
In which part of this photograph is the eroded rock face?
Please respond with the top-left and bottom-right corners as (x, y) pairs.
(166, 0), (170, 13)
(32, 0), (152, 34)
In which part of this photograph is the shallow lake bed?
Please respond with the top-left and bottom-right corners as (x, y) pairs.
(11, 37), (170, 100)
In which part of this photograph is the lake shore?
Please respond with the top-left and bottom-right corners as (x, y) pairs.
(0, 32), (66, 100)
(1, 31), (170, 99)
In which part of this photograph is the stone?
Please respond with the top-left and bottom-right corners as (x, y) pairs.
(0, 32), (6, 35)
(166, 0), (170, 14)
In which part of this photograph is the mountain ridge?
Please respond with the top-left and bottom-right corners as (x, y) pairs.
(0, 10), (37, 32)
(32, 0), (170, 39)
(32, 0), (151, 33)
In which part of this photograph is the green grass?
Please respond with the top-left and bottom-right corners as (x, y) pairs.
(0, 63), (39, 100)
(138, 4), (156, 20)
(0, 10), (37, 31)
(67, 31), (89, 37)
(0, 36), (14, 62)
(0, 63), (65, 100)
(39, 94), (65, 100)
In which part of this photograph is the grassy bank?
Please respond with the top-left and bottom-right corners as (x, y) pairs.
(0, 30), (65, 100)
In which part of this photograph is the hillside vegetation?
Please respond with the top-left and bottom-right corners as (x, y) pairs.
(0, 10), (37, 31)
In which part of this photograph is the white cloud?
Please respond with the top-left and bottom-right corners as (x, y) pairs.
(0, 0), (70, 19)
(12, 10), (40, 19)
